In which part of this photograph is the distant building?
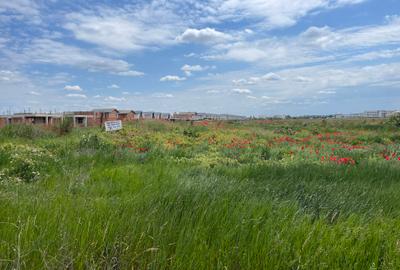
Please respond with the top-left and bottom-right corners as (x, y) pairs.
(0, 113), (63, 127)
(153, 112), (162, 119)
(142, 112), (155, 119)
(172, 112), (197, 121)
(160, 113), (171, 120)
(335, 110), (397, 119)
(134, 111), (143, 120)
(171, 112), (247, 121)
(118, 110), (136, 122)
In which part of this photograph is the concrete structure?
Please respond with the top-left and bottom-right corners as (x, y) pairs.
(142, 112), (155, 119)
(153, 112), (162, 120)
(0, 113), (63, 126)
(172, 112), (197, 121)
(134, 111), (143, 119)
(173, 112), (247, 121)
(335, 110), (398, 119)
(64, 111), (95, 127)
(160, 113), (171, 120)
(1, 109), (248, 128)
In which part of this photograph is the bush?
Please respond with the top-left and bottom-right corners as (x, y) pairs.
(388, 113), (400, 128)
(0, 143), (57, 182)
(183, 126), (208, 138)
(0, 124), (54, 140)
(79, 134), (112, 150)
(57, 117), (73, 135)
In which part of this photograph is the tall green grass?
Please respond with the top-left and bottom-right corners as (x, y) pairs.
(0, 120), (400, 269)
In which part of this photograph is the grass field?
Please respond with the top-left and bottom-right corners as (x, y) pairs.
(1, 119), (400, 269)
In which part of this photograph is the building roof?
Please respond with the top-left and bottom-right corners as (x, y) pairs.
(92, 108), (117, 113)
(118, 110), (135, 114)
(12, 113), (63, 117)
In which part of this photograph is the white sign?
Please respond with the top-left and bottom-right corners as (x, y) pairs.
(104, 120), (122, 132)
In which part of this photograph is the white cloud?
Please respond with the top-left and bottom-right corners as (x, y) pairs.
(104, 96), (126, 102)
(181, 64), (209, 76)
(295, 76), (312, 82)
(152, 93), (174, 98)
(0, 0), (39, 16)
(232, 88), (252, 94)
(116, 70), (145, 77)
(16, 39), (143, 75)
(64, 85), (82, 91)
(66, 93), (87, 98)
(108, 84), (120, 89)
(262, 73), (283, 81)
(160, 75), (186, 82)
(233, 78), (259, 85)
(64, 6), (181, 51)
(318, 90), (336, 94)
(207, 90), (221, 94)
(204, 18), (400, 67)
(184, 53), (197, 58)
(28, 91), (41, 96)
(177, 28), (232, 43)
(214, 0), (367, 29)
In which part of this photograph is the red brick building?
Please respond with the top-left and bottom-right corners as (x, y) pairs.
(118, 110), (136, 122)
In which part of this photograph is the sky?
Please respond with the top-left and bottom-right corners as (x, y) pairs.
(1, 0), (400, 116)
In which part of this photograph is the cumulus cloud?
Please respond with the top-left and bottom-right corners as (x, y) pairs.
(231, 88), (252, 94)
(104, 96), (126, 102)
(177, 28), (232, 43)
(318, 90), (336, 94)
(181, 64), (209, 76)
(64, 6), (181, 51)
(295, 76), (312, 82)
(206, 90), (221, 94)
(116, 70), (145, 77)
(262, 73), (283, 81)
(152, 93), (174, 98)
(0, 0), (39, 16)
(17, 39), (144, 76)
(108, 84), (120, 89)
(28, 91), (41, 96)
(160, 75), (186, 82)
(66, 93), (87, 98)
(64, 85), (82, 91)
(214, 0), (367, 28)
(203, 18), (400, 68)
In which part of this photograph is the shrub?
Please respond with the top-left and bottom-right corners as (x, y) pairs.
(0, 143), (57, 183)
(79, 134), (112, 151)
(261, 147), (272, 160)
(57, 117), (73, 135)
(0, 124), (54, 139)
(388, 113), (400, 128)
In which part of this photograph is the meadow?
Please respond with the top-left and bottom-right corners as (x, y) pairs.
(0, 119), (400, 269)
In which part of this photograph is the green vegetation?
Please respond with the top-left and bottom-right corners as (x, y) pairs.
(0, 119), (400, 269)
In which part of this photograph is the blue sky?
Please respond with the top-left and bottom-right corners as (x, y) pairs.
(1, 0), (400, 116)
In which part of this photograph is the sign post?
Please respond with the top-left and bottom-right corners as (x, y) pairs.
(104, 120), (122, 132)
